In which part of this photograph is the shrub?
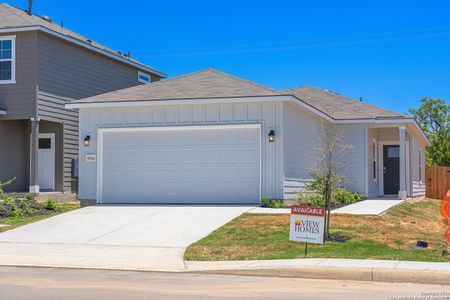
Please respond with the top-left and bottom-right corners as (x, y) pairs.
(43, 197), (57, 211)
(296, 192), (326, 207)
(332, 188), (364, 205)
(0, 178), (50, 218)
(261, 198), (285, 208)
(25, 193), (35, 201)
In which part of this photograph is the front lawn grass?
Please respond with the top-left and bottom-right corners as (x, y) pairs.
(0, 201), (80, 233)
(184, 199), (448, 262)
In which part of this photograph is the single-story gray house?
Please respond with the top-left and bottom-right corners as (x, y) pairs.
(66, 69), (429, 205)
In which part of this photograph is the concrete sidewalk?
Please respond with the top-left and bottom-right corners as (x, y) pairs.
(331, 199), (404, 215)
(248, 199), (404, 216)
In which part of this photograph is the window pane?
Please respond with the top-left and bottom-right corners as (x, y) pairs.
(387, 147), (399, 158)
(0, 40), (12, 50)
(0, 61), (11, 80)
(373, 161), (376, 179)
(0, 49), (11, 59)
(39, 138), (51, 149)
(139, 74), (150, 82)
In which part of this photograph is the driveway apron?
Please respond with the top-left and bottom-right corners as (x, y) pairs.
(0, 205), (253, 271)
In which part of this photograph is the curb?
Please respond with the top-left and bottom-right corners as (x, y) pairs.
(188, 266), (450, 285)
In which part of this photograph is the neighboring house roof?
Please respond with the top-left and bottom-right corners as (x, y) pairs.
(69, 68), (408, 121)
(287, 86), (407, 120)
(72, 68), (282, 103)
(0, 3), (166, 77)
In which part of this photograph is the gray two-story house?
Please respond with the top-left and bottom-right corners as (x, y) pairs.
(0, 3), (166, 193)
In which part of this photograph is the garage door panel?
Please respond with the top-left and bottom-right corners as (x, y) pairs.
(101, 126), (260, 204)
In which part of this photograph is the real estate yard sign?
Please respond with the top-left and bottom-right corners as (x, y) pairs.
(289, 205), (325, 244)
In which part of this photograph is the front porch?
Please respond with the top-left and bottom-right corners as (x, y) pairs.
(366, 123), (427, 200)
(0, 118), (64, 193)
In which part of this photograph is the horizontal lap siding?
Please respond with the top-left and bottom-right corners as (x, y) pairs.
(78, 103), (283, 201)
(36, 32), (156, 192)
(38, 91), (78, 191)
(282, 103), (322, 199)
(0, 31), (37, 120)
(410, 135), (426, 197)
(342, 124), (367, 195)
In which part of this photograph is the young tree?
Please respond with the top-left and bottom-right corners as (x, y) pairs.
(409, 97), (449, 167)
(310, 121), (352, 240)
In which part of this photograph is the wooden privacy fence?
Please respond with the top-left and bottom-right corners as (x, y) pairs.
(426, 165), (450, 199)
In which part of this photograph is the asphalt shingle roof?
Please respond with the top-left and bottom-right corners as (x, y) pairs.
(74, 69), (282, 102)
(72, 68), (407, 120)
(287, 86), (407, 120)
(0, 3), (164, 76)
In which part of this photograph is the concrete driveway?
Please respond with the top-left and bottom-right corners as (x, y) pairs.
(0, 205), (253, 271)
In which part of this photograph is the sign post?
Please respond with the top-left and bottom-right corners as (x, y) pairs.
(289, 205), (326, 255)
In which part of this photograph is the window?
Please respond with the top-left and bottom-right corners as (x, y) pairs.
(387, 146), (400, 158)
(39, 138), (51, 149)
(137, 71), (151, 84)
(0, 36), (15, 83)
(418, 148), (422, 182)
(372, 139), (377, 181)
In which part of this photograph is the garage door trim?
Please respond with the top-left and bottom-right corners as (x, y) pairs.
(96, 124), (262, 204)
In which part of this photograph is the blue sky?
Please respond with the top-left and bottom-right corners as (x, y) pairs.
(11, 0), (450, 113)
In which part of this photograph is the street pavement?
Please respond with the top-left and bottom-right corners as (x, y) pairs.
(0, 266), (448, 300)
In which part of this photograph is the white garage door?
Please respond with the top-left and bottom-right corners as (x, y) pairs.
(99, 125), (260, 204)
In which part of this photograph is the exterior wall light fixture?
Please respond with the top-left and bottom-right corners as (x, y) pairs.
(84, 135), (91, 147)
(268, 130), (275, 142)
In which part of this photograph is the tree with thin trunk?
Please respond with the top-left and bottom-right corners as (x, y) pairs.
(409, 97), (449, 167)
(309, 121), (352, 240)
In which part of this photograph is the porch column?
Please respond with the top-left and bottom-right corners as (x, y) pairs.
(29, 118), (40, 193)
(398, 126), (406, 200)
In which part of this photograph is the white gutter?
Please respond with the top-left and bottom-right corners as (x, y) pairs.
(0, 26), (167, 78)
(66, 95), (293, 109)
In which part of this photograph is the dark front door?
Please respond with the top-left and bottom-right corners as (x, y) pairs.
(383, 145), (400, 194)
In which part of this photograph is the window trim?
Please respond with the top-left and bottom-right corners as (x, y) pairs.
(0, 35), (16, 84)
(372, 138), (377, 182)
(137, 71), (151, 84)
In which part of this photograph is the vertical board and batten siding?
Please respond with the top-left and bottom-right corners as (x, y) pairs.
(78, 102), (284, 201)
(0, 31), (37, 119)
(282, 102), (322, 199)
(36, 31), (159, 191)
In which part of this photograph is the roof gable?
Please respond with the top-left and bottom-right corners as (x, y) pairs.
(69, 68), (408, 121)
(74, 69), (283, 103)
(0, 3), (165, 77)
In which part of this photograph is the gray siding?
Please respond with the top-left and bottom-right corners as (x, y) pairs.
(0, 120), (29, 191)
(282, 102), (322, 199)
(78, 102), (284, 201)
(410, 135), (426, 197)
(341, 124), (367, 195)
(0, 31), (37, 120)
(36, 31), (160, 191)
(367, 128), (379, 197)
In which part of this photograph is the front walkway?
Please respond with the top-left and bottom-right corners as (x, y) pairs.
(331, 198), (404, 215)
(248, 197), (404, 216)
(0, 205), (254, 271)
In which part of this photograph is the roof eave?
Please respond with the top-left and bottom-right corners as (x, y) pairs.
(0, 26), (167, 78)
